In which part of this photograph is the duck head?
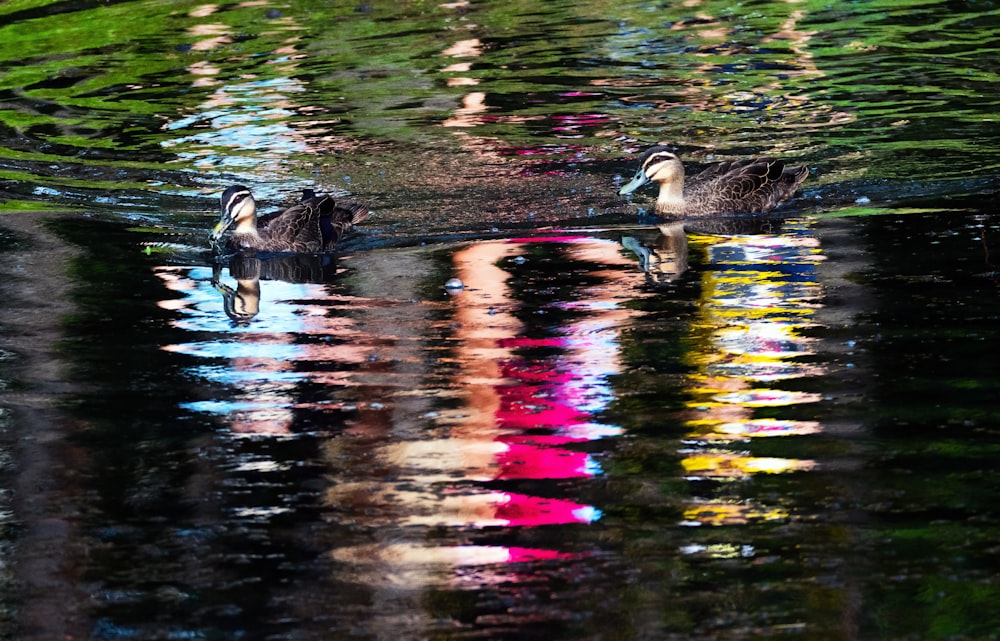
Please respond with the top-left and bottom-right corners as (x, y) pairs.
(210, 185), (257, 243)
(618, 145), (684, 196)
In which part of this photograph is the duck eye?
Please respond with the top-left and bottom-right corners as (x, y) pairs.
(225, 192), (251, 212)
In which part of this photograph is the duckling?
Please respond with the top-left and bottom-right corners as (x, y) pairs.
(209, 185), (368, 253)
(619, 145), (808, 217)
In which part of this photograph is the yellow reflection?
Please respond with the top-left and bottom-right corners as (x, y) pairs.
(678, 221), (825, 526)
(681, 452), (816, 478)
(682, 501), (789, 527)
(686, 418), (822, 441)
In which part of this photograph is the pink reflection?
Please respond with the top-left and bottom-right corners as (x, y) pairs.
(448, 235), (640, 489)
(347, 236), (644, 582)
(495, 437), (592, 480)
(494, 359), (587, 431)
(493, 492), (598, 527)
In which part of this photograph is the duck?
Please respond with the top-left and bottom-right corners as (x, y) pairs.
(618, 145), (809, 217)
(209, 185), (368, 253)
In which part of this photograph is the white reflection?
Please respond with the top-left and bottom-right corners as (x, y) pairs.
(162, 78), (308, 172)
(154, 263), (366, 435)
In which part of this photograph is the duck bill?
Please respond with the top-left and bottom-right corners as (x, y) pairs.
(209, 215), (233, 243)
(618, 171), (649, 195)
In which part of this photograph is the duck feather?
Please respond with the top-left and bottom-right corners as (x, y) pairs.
(620, 145), (808, 217)
(211, 186), (368, 254)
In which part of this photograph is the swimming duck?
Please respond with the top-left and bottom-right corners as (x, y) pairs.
(209, 185), (368, 253)
(619, 145), (808, 217)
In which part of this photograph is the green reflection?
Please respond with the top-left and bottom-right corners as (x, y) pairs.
(0, 0), (996, 213)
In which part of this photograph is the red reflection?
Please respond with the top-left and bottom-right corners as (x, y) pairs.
(495, 358), (586, 429)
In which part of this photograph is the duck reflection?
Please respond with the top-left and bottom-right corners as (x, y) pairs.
(621, 222), (690, 285)
(211, 262), (259, 326)
(622, 216), (788, 285)
(211, 253), (340, 325)
(156, 250), (358, 437)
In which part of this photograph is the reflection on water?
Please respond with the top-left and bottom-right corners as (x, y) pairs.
(158, 254), (361, 435)
(5, 210), (1000, 638)
(677, 219), (823, 530)
(128, 225), (840, 635)
(3, 0), (1000, 638)
(2, 0), (997, 213)
(161, 237), (642, 585)
(163, 77), (310, 172)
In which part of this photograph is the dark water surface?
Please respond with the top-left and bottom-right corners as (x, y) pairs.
(1, 0), (999, 640)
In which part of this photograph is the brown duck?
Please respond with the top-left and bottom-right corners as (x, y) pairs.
(209, 185), (368, 253)
(619, 145), (809, 216)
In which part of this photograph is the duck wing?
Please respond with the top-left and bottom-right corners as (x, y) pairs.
(257, 202), (325, 252)
(686, 158), (808, 215)
(311, 194), (369, 251)
(253, 194), (368, 253)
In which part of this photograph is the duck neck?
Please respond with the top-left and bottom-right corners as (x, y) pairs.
(233, 216), (260, 238)
(230, 217), (265, 251)
(654, 180), (685, 215)
(233, 216), (261, 248)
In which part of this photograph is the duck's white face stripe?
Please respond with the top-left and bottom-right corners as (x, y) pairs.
(620, 148), (682, 195)
(224, 189), (252, 215)
(643, 152), (679, 176)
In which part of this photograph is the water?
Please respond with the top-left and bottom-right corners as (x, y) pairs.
(1, 0), (1000, 639)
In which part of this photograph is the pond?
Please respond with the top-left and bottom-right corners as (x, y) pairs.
(1, 1), (999, 640)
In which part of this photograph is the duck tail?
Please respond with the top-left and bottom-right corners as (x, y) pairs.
(784, 164), (810, 188)
(345, 202), (370, 226)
